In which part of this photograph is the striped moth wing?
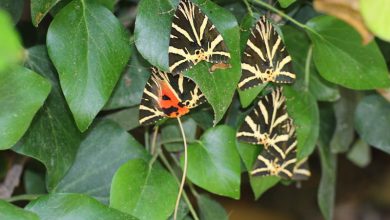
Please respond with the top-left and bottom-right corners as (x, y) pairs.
(168, 0), (231, 75)
(139, 67), (206, 125)
(238, 16), (295, 90)
(236, 86), (290, 154)
(251, 119), (311, 180)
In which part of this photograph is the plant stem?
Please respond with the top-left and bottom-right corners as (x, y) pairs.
(173, 118), (188, 220)
(158, 151), (199, 220)
(144, 128), (150, 152)
(150, 126), (159, 155)
(250, 0), (308, 30)
(6, 194), (42, 202)
(304, 45), (313, 91)
(242, 0), (254, 17)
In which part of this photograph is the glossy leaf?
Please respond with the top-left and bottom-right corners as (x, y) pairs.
(0, 10), (23, 73)
(330, 89), (359, 153)
(306, 16), (390, 90)
(26, 193), (138, 220)
(284, 86), (319, 159)
(110, 159), (178, 220)
(282, 25), (340, 102)
(360, 0), (390, 41)
(236, 141), (259, 172)
(250, 175), (280, 200)
(135, 0), (241, 124)
(278, 0), (295, 8)
(0, 0), (24, 23)
(47, 0), (131, 131)
(198, 194), (228, 220)
(0, 66), (51, 150)
(317, 103), (337, 220)
(54, 120), (148, 204)
(347, 139), (371, 168)
(355, 95), (390, 154)
(24, 169), (47, 194)
(161, 118), (197, 152)
(31, 0), (62, 27)
(13, 46), (80, 190)
(105, 47), (149, 110)
(0, 200), (39, 220)
(182, 125), (241, 199)
(104, 107), (140, 131)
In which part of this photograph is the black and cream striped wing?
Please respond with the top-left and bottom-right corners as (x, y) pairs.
(292, 157), (311, 181)
(169, 0), (230, 75)
(139, 67), (206, 125)
(238, 16), (295, 90)
(236, 86), (289, 150)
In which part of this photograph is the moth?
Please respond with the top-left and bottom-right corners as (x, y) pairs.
(237, 86), (310, 180)
(168, 0), (230, 75)
(238, 16), (295, 90)
(139, 67), (206, 125)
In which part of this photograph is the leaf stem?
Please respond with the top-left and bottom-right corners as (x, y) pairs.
(304, 45), (313, 91)
(174, 118), (188, 220)
(150, 126), (159, 155)
(5, 194), (42, 202)
(242, 0), (254, 17)
(250, 0), (310, 30)
(160, 138), (192, 145)
(158, 152), (199, 220)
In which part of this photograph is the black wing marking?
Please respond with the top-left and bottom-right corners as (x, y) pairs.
(168, 0), (230, 75)
(238, 16), (295, 90)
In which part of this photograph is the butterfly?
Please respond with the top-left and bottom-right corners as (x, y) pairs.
(237, 86), (310, 180)
(139, 67), (206, 125)
(238, 16), (295, 90)
(168, 0), (230, 75)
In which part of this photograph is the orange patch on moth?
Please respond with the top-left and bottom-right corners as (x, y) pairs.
(158, 80), (189, 118)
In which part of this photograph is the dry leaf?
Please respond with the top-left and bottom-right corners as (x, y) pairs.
(209, 63), (231, 72)
(314, 0), (374, 44)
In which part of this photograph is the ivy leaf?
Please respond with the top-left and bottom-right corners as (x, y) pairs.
(31, 0), (62, 27)
(0, 10), (23, 73)
(161, 118), (197, 152)
(198, 194), (228, 220)
(0, 200), (39, 220)
(110, 159), (178, 220)
(104, 107), (140, 131)
(24, 169), (47, 194)
(282, 25), (340, 102)
(360, 0), (390, 42)
(250, 176), (280, 200)
(354, 95), (390, 154)
(105, 47), (149, 110)
(0, 66), (51, 150)
(0, 0), (24, 23)
(278, 0), (295, 8)
(26, 193), (138, 220)
(182, 125), (241, 199)
(135, 0), (241, 124)
(284, 86), (319, 159)
(54, 120), (148, 204)
(47, 0), (131, 131)
(13, 46), (80, 190)
(317, 104), (337, 220)
(347, 139), (371, 168)
(306, 16), (390, 90)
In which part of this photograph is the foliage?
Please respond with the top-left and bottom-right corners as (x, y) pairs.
(0, 0), (390, 220)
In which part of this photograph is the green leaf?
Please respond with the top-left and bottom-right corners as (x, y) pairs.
(13, 46), (80, 190)
(135, 0), (241, 124)
(105, 47), (149, 110)
(47, 0), (131, 131)
(31, 0), (62, 27)
(24, 169), (47, 194)
(26, 193), (138, 220)
(161, 118), (197, 152)
(278, 0), (295, 8)
(250, 176), (280, 200)
(182, 125), (241, 199)
(0, 66), (51, 150)
(0, 10), (23, 73)
(0, 200), (39, 220)
(168, 199), (189, 220)
(330, 89), (360, 153)
(54, 120), (148, 204)
(317, 103), (337, 220)
(236, 141), (259, 172)
(198, 194), (228, 220)
(354, 95), (390, 154)
(284, 86), (319, 159)
(0, 0), (24, 23)
(110, 159), (178, 220)
(104, 107), (140, 131)
(190, 108), (214, 130)
(347, 139), (371, 168)
(306, 16), (390, 90)
(360, 0), (390, 41)
(282, 25), (340, 102)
